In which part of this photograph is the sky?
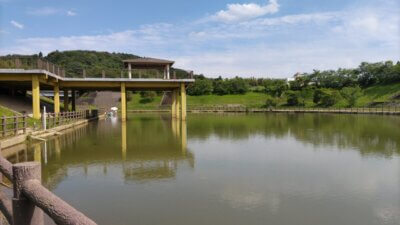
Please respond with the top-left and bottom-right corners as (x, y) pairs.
(0, 0), (399, 78)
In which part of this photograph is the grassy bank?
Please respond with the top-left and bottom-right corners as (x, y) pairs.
(126, 83), (400, 110)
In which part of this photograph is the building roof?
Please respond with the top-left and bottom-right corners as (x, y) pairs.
(123, 57), (175, 67)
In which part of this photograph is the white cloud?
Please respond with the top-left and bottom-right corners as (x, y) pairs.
(67, 10), (77, 16)
(1, 1), (399, 78)
(10, 20), (24, 29)
(210, 0), (279, 23)
(27, 7), (59, 16)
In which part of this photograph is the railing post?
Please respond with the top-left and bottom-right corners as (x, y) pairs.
(2, 116), (6, 137)
(102, 70), (105, 78)
(23, 115), (27, 134)
(14, 116), (18, 136)
(83, 69), (86, 78)
(12, 162), (44, 225)
(42, 107), (46, 131)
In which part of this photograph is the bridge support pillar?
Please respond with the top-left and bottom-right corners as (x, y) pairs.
(171, 91), (177, 118)
(53, 84), (60, 114)
(32, 75), (41, 119)
(180, 83), (187, 120)
(121, 83), (127, 121)
(71, 90), (76, 111)
(175, 89), (180, 120)
(63, 89), (69, 112)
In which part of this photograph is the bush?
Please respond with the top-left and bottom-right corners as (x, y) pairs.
(139, 91), (156, 103)
(320, 91), (341, 107)
(286, 91), (300, 106)
(340, 86), (362, 107)
(187, 79), (213, 96)
(265, 97), (278, 108)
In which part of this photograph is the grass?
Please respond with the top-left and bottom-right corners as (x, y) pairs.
(0, 105), (39, 128)
(127, 94), (163, 110)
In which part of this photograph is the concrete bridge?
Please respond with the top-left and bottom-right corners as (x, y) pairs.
(0, 57), (194, 121)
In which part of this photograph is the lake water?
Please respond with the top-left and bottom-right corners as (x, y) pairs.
(4, 113), (400, 225)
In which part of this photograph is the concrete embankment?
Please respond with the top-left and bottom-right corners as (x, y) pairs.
(0, 114), (105, 151)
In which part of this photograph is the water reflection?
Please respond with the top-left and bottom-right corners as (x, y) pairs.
(1, 113), (399, 225)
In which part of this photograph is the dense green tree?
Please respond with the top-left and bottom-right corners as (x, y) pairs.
(286, 91), (300, 106)
(187, 78), (213, 96)
(340, 86), (362, 107)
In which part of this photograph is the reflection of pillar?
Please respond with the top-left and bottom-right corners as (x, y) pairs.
(33, 143), (41, 162)
(180, 83), (187, 120)
(32, 75), (41, 119)
(171, 91), (176, 118)
(176, 118), (181, 138)
(122, 121), (127, 161)
(54, 84), (60, 114)
(63, 89), (69, 112)
(71, 90), (76, 111)
(121, 83), (127, 121)
(181, 120), (187, 155)
(171, 118), (177, 137)
(176, 89), (181, 120)
(55, 137), (61, 160)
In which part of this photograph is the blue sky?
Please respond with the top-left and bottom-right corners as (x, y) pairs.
(0, 0), (399, 78)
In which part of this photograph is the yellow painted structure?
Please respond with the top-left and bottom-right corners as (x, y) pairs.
(54, 84), (60, 114)
(0, 70), (193, 121)
(171, 91), (177, 118)
(180, 83), (187, 120)
(121, 83), (127, 121)
(121, 121), (127, 160)
(32, 75), (41, 119)
(176, 89), (181, 120)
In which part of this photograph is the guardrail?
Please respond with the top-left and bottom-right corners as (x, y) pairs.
(187, 105), (400, 115)
(42, 111), (87, 130)
(1, 115), (27, 138)
(0, 57), (194, 80)
(0, 158), (97, 225)
(0, 57), (65, 77)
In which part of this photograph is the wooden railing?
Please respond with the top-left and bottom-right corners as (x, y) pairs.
(0, 158), (97, 225)
(0, 115), (27, 138)
(42, 111), (87, 130)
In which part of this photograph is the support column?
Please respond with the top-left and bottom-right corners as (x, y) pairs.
(180, 83), (187, 120)
(63, 89), (69, 112)
(121, 83), (127, 121)
(128, 63), (132, 79)
(32, 75), (41, 119)
(167, 65), (170, 79)
(71, 90), (76, 112)
(175, 89), (180, 120)
(53, 84), (60, 114)
(171, 91), (176, 118)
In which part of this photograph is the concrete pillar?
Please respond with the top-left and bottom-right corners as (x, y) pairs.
(63, 89), (69, 112)
(180, 83), (187, 120)
(12, 162), (44, 225)
(32, 75), (41, 119)
(121, 83), (127, 121)
(71, 90), (76, 112)
(175, 89), (180, 120)
(128, 63), (132, 79)
(53, 84), (60, 114)
(171, 91), (176, 118)
(167, 65), (170, 79)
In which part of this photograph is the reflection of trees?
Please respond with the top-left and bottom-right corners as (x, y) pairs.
(188, 114), (400, 157)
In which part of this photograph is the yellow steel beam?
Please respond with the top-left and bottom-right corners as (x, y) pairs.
(180, 83), (187, 120)
(0, 74), (33, 81)
(32, 75), (41, 119)
(121, 82), (127, 121)
(54, 84), (60, 114)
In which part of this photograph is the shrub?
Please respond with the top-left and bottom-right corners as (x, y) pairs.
(286, 91), (300, 106)
(139, 91), (156, 103)
(265, 97), (278, 108)
(187, 79), (213, 96)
